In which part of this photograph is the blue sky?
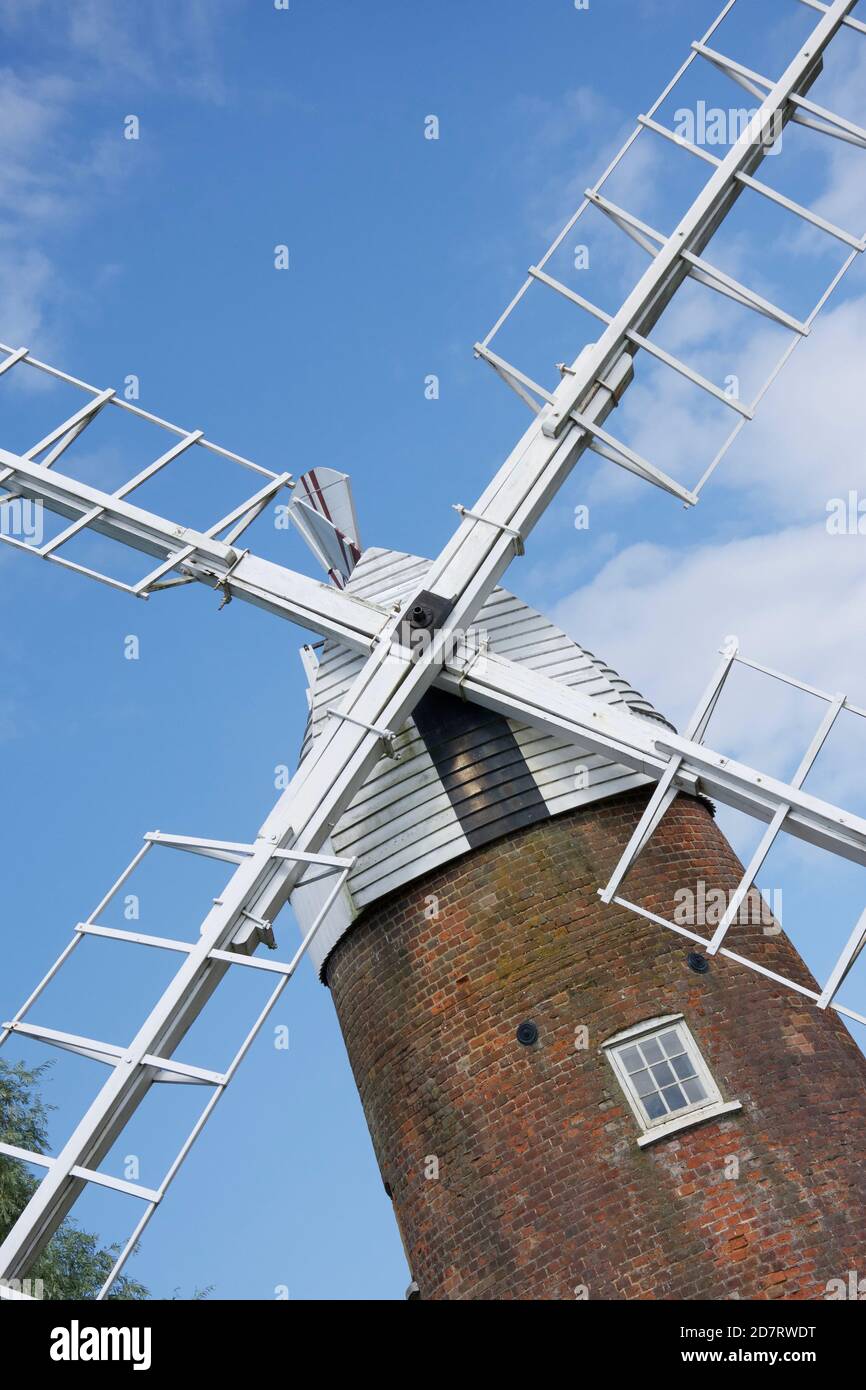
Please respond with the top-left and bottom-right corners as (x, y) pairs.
(2, 0), (866, 1300)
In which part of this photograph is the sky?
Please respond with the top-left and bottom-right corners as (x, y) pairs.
(1, 0), (866, 1301)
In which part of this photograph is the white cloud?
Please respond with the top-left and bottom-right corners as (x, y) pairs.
(795, 32), (866, 238)
(0, 1), (235, 102)
(723, 294), (866, 520)
(0, 71), (126, 353)
(0, 2), (240, 354)
(551, 523), (866, 807)
(570, 281), (866, 525)
(0, 247), (55, 347)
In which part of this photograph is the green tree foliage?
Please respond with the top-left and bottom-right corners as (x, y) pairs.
(0, 1059), (148, 1300)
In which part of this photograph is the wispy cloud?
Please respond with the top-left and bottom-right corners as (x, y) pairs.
(0, 70), (79, 345)
(551, 522), (866, 807)
(0, 0), (237, 102)
(0, 0), (240, 350)
(578, 287), (866, 522)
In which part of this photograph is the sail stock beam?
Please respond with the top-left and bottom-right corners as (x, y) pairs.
(0, 280), (674, 1281)
(798, 0), (866, 34)
(4, 595), (866, 1281)
(475, 0), (863, 504)
(585, 189), (811, 333)
(2, 447), (864, 878)
(1, 450), (864, 887)
(450, 642), (866, 870)
(638, 114), (865, 250)
(538, 3), (861, 441)
(589, 642), (866, 1032)
(692, 40), (866, 149)
(449, 637), (866, 1024)
(0, 445), (385, 648)
(526, 269), (750, 423)
(2, 0), (866, 1291)
(0, 822), (355, 1289)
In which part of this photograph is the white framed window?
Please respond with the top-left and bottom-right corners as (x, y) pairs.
(603, 1015), (740, 1147)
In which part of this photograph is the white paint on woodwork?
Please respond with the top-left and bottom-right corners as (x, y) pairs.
(292, 548), (670, 975)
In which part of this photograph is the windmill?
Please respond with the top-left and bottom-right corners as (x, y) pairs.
(2, 0), (866, 1300)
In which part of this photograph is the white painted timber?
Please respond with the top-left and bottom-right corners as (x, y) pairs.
(292, 547), (669, 974)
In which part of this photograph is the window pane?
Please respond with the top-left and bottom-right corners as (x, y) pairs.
(671, 1052), (696, 1081)
(620, 1045), (643, 1074)
(681, 1075), (707, 1104)
(661, 1083), (687, 1112)
(632, 1068), (657, 1098)
(650, 1060), (675, 1088)
(642, 1091), (667, 1120)
(609, 1022), (720, 1132)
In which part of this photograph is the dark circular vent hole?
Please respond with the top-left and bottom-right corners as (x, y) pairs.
(516, 1020), (539, 1046)
(409, 603), (434, 629)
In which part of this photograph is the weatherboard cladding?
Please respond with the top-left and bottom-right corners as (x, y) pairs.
(291, 546), (671, 975)
(412, 688), (550, 848)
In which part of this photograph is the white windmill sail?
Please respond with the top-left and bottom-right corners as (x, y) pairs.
(289, 545), (671, 975)
(289, 468), (362, 588)
(3, 0), (866, 1298)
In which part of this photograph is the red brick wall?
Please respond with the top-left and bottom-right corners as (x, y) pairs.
(325, 790), (866, 1300)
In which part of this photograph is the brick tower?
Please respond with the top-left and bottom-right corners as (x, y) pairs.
(293, 548), (866, 1301)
